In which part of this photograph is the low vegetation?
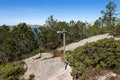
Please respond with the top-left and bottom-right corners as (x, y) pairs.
(52, 50), (63, 57)
(66, 38), (120, 80)
(0, 61), (25, 80)
(110, 25), (120, 37)
(28, 74), (35, 80)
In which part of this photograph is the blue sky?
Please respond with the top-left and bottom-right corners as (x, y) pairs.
(0, 0), (120, 25)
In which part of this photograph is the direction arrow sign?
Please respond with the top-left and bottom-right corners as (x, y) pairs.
(57, 30), (70, 34)
(57, 31), (63, 33)
(63, 30), (69, 33)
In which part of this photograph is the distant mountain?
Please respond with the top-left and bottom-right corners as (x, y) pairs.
(28, 25), (41, 28)
(8, 25), (41, 29)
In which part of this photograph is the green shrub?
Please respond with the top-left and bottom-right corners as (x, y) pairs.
(7, 76), (19, 80)
(0, 62), (25, 80)
(66, 38), (120, 80)
(29, 74), (35, 80)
